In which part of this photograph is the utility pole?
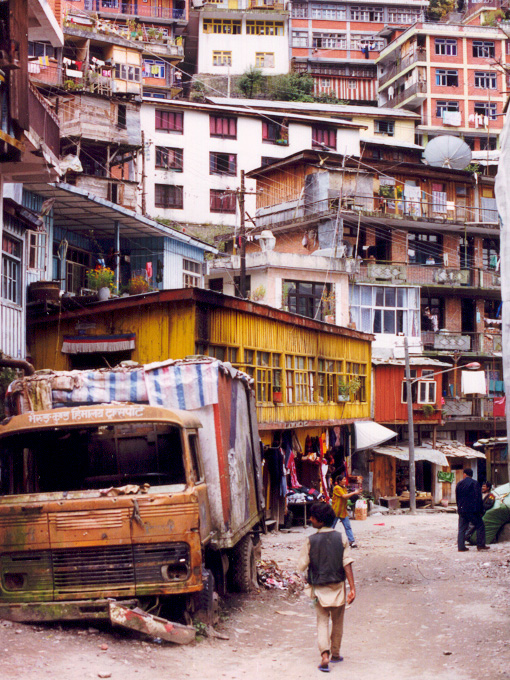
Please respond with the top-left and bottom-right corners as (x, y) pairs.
(404, 336), (416, 514)
(239, 170), (247, 298)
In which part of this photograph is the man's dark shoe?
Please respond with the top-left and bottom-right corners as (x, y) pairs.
(477, 545), (490, 551)
(458, 547), (469, 551)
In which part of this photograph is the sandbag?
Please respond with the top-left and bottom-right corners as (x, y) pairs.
(470, 505), (510, 545)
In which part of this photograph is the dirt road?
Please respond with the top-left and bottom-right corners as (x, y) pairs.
(2, 512), (510, 680)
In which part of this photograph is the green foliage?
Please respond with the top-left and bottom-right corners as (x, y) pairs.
(427, 0), (455, 20)
(422, 404), (435, 417)
(482, 8), (505, 25)
(0, 368), (16, 419)
(314, 92), (349, 106)
(190, 81), (207, 102)
(238, 66), (264, 98)
(268, 73), (314, 102)
(465, 163), (481, 175)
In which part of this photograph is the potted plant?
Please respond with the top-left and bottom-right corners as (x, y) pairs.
(337, 377), (361, 402)
(321, 290), (335, 323)
(128, 275), (151, 295)
(272, 373), (282, 403)
(421, 404), (435, 418)
(86, 266), (115, 299)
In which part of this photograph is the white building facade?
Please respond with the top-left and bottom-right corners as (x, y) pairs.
(140, 100), (362, 226)
(197, 2), (290, 76)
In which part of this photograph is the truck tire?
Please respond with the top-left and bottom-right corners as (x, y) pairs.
(192, 568), (219, 625)
(231, 534), (257, 593)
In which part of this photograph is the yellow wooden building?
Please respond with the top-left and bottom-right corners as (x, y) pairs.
(28, 288), (373, 518)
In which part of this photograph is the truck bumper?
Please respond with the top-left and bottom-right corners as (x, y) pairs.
(0, 598), (138, 622)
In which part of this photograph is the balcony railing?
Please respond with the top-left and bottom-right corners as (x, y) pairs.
(28, 84), (60, 158)
(421, 331), (502, 354)
(357, 262), (501, 291)
(84, 1), (185, 19)
(443, 397), (503, 420)
(339, 194), (498, 225)
(378, 47), (426, 87)
(28, 61), (63, 87)
(382, 80), (427, 107)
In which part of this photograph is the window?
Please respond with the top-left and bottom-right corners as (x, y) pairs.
(102, 0), (118, 6)
(436, 101), (459, 117)
(312, 126), (336, 150)
(375, 120), (394, 136)
(387, 7), (420, 22)
(212, 51), (232, 66)
(408, 233), (442, 265)
(210, 152), (237, 176)
(284, 280), (331, 320)
(313, 33), (347, 49)
(246, 21), (284, 35)
(203, 19), (241, 33)
(143, 59), (165, 79)
(210, 189), (236, 213)
(345, 362), (367, 403)
(65, 246), (90, 295)
(2, 234), (22, 305)
(436, 69), (458, 87)
(209, 278), (224, 292)
(350, 6), (383, 21)
(285, 355), (313, 403)
(188, 434), (203, 483)
(421, 296), (443, 333)
(349, 285), (420, 336)
(483, 239), (499, 270)
(474, 102), (497, 120)
(480, 137), (497, 151)
(210, 115), (237, 139)
(234, 275), (251, 298)
(155, 110), (183, 133)
(474, 71), (497, 89)
(255, 351), (282, 403)
(310, 3), (346, 20)
(417, 380), (436, 404)
(183, 259), (201, 287)
(401, 370), (418, 403)
(317, 359), (345, 403)
(255, 52), (275, 68)
(435, 39), (457, 56)
(431, 182), (447, 213)
(155, 147), (183, 171)
(117, 104), (127, 129)
(27, 231), (46, 272)
(292, 2), (309, 17)
(114, 64), (141, 82)
(473, 40), (495, 58)
(261, 156), (278, 167)
(262, 118), (288, 144)
(155, 184), (183, 209)
(28, 41), (56, 58)
(292, 31), (308, 47)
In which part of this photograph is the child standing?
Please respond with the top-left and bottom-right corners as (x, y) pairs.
(331, 476), (360, 548)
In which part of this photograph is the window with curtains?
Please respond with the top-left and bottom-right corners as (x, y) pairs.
(210, 189), (236, 213)
(255, 52), (275, 68)
(431, 182), (447, 213)
(262, 118), (288, 144)
(345, 362), (367, 402)
(312, 126), (336, 150)
(349, 285), (420, 336)
(155, 110), (183, 133)
(155, 184), (183, 209)
(143, 59), (165, 79)
(210, 115), (237, 139)
(209, 152), (237, 175)
(155, 147), (183, 171)
(212, 51), (232, 66)
(474, 71), (497, 89)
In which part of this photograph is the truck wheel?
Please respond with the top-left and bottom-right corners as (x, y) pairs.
(193, 568), (219, 625)
(231, 534), (257, 593)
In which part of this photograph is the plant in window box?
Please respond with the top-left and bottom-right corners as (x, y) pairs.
(272, 373), (283, 403)
(321, 290), (335, 323)
(281, 282), (291, 311)
(337, 377), (361, 402)
(86, 266), (116, 300)
(421, 403), (435, 418)
(128, 275), (151, 295)
(378, 184), (395, 199)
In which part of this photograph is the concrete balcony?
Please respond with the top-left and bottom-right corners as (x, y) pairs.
(421, 331), (502, 355)
(381, 80), (427, 108)
(85, 2), (186, 21)
(357, 263), (500, 291)
(378, 48), (426, 88)
(443, 397), (504, 420)
(210, 248), (359, 275)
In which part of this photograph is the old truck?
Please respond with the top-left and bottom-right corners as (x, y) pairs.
(0, 358), (264, 636)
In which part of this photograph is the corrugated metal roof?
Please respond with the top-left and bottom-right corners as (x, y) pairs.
(422, 439), (486, 459)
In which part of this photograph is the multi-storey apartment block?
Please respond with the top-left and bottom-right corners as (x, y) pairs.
(190, 0), (290, 76)
(290, 0), (427, 103)
(377, 21), (507, 152)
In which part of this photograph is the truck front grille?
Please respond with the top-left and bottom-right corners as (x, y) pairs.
(53, 545), (135, 592)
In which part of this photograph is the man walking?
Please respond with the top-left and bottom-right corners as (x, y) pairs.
(298, 502), (356, 673)
(456, 468), (490, 552)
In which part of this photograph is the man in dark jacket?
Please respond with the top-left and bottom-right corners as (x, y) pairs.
(298, 502), (356, 672)
(456, 468), (490, 552)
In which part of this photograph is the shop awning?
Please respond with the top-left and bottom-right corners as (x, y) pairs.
(373, 442), (449, 467)
(354, 421), (397, 451)
(62, 333), (136, 354)
(422, 439), (486, 459)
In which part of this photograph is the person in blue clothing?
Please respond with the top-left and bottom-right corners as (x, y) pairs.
(455, 468), (490, 552)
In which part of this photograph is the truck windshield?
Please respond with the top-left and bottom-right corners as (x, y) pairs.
(0, 422), (186, 495)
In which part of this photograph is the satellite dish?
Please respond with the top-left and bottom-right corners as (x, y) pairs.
(423, 135), (472, 170)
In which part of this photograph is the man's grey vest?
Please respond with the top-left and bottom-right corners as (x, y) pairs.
(308, 531), (345, 585)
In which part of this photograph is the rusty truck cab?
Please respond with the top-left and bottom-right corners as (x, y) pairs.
(0, 404), (210, 622)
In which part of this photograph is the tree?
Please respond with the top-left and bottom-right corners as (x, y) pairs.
(427, 0), (456, 21)
(238, 66), (263, 98)
(268, 73), (315, 102)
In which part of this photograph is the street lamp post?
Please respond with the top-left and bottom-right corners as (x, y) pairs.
(404, 337), (480, 514)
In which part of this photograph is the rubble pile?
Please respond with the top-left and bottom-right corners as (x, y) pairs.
(257, 560), (304, 594)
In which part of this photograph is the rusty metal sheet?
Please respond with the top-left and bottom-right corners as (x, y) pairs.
(109, 601), (196, 645)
